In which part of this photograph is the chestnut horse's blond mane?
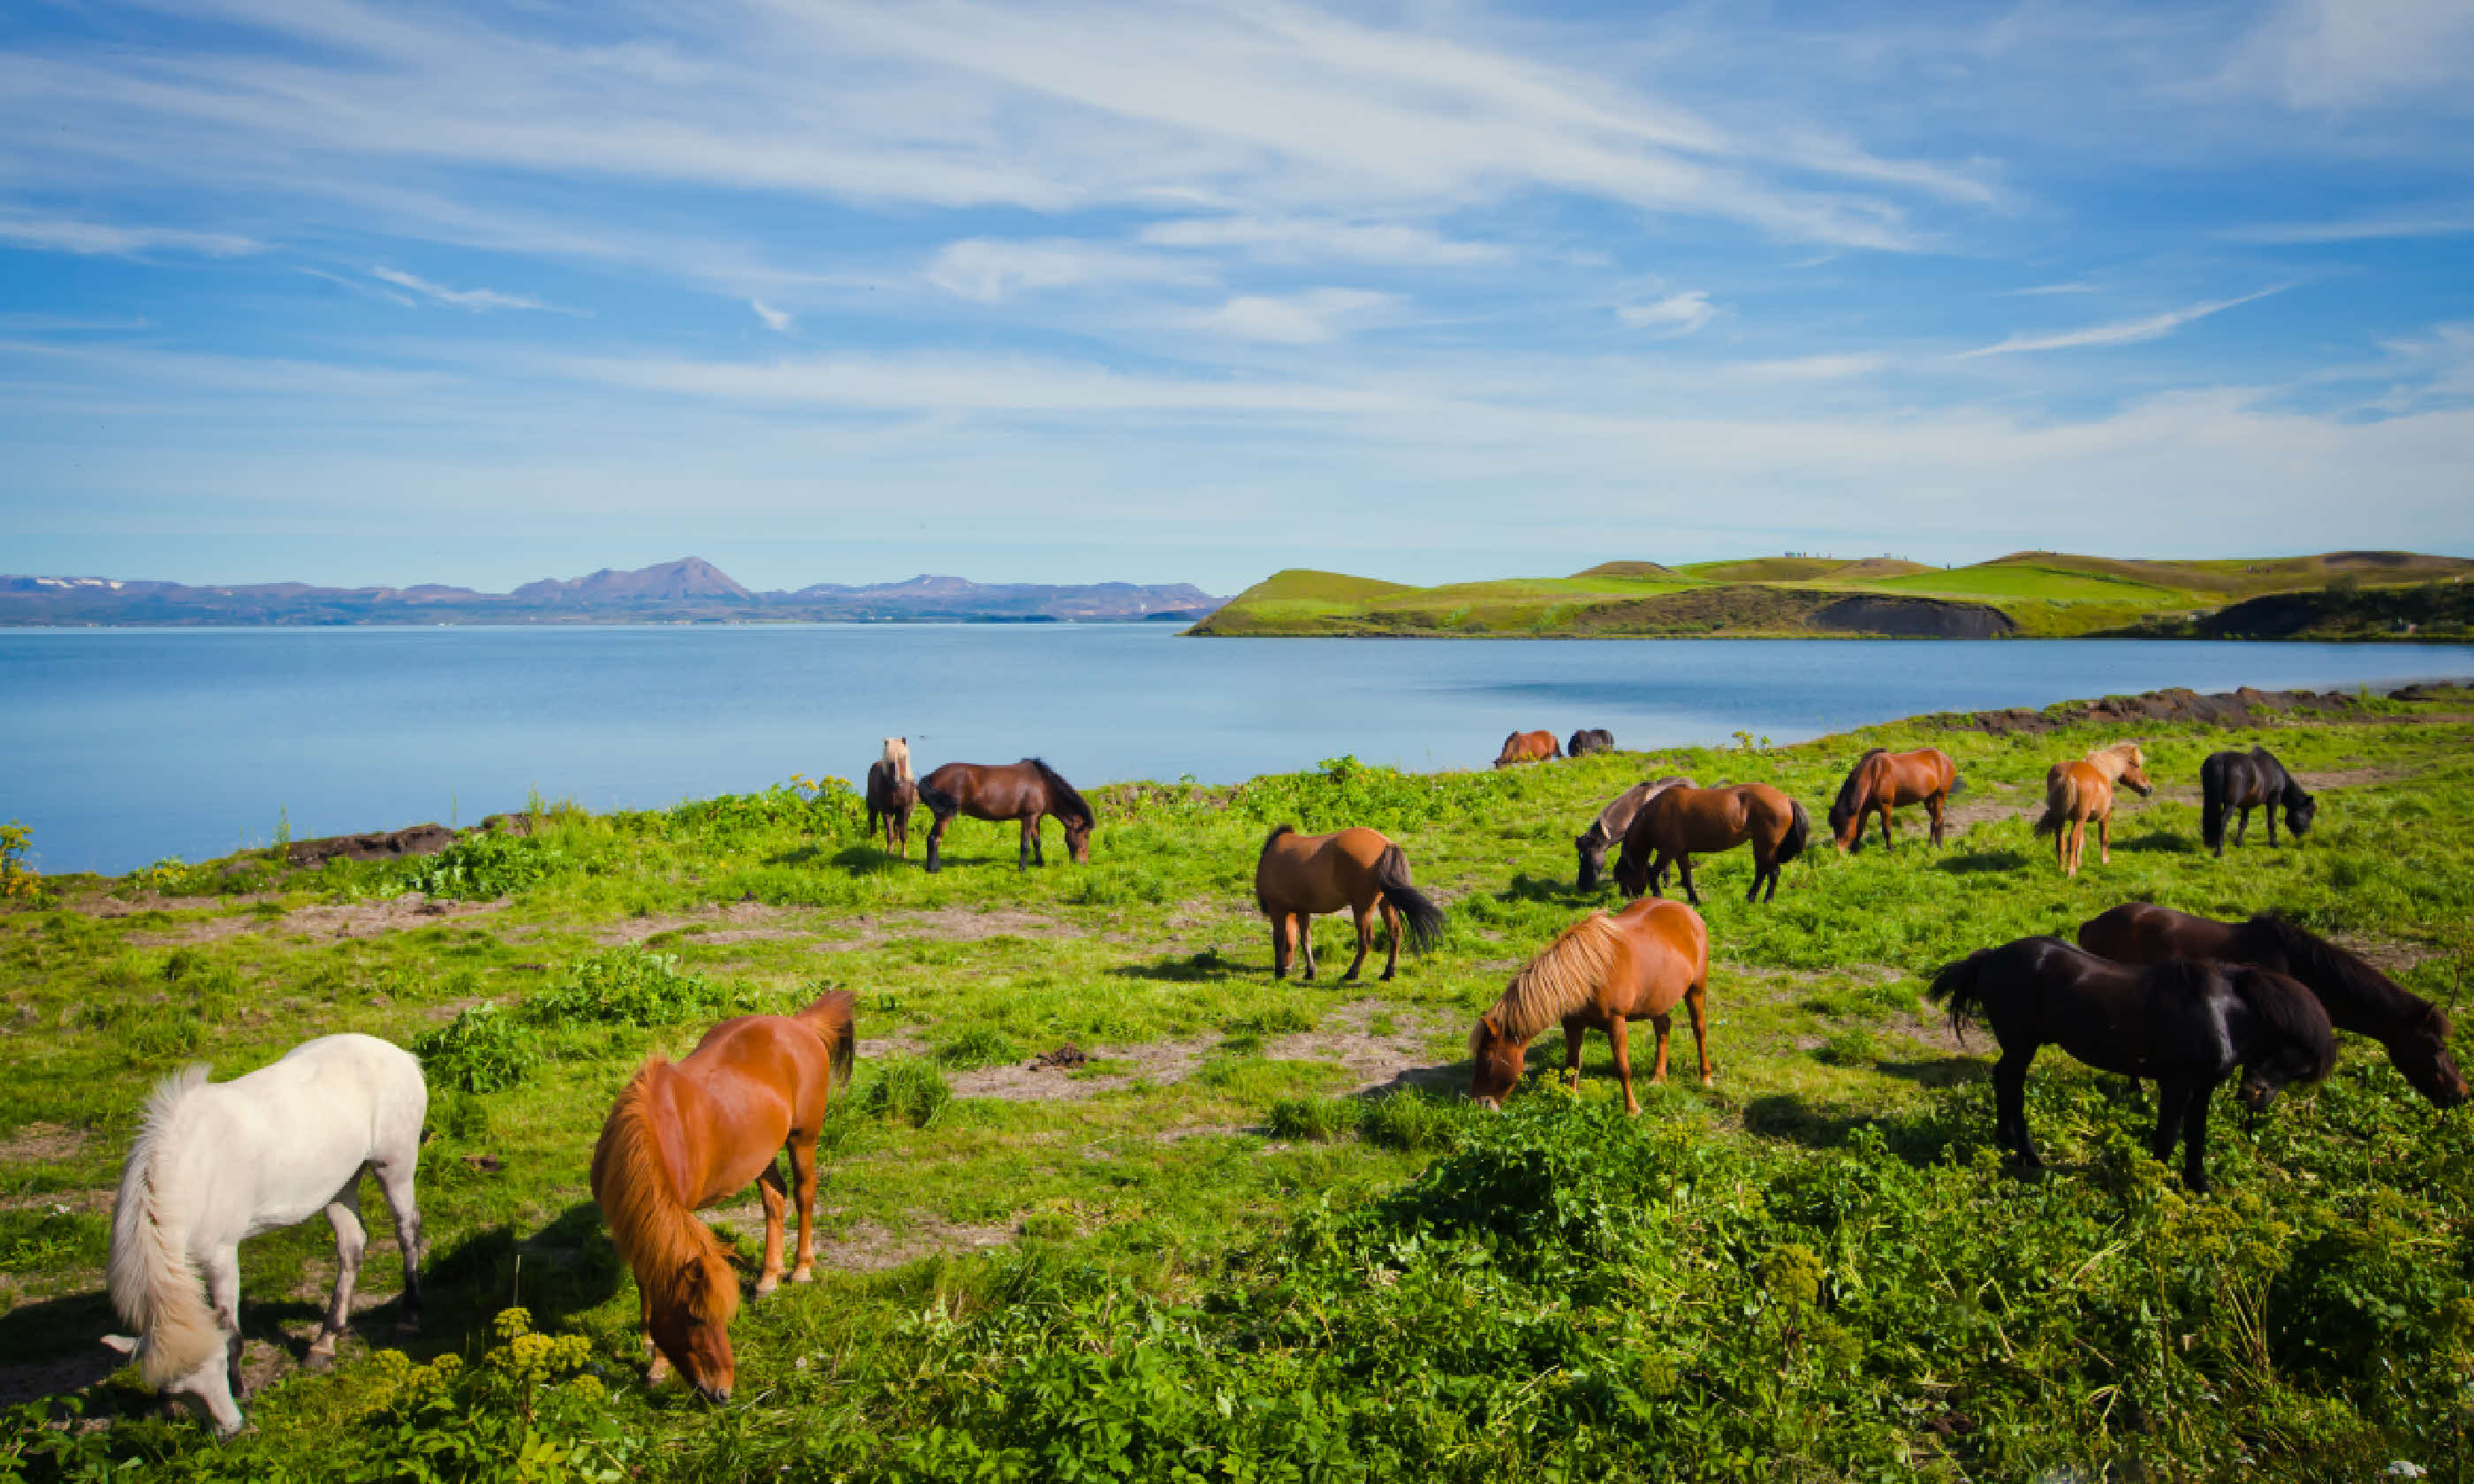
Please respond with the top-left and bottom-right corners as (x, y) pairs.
(880, 737), (912, 784)
(591, 1064), (739, 1330)
(2082, 740), (2144, 782)
(1475, 912), (1623, 1049)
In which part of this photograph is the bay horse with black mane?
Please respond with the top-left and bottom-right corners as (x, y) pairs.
(2200, 747), (2316, 857)
(1827, 746), (1959, 852)
(1574, 775), (1695, 890)
(1469, 897), (1712, 1114)
(1613, 783), (1810, 905)
(1254, 826), (1446, 982)
(2035, 740), (2152, 877)
(1495, 731), (1560, 768)
(915, 758), (1095, 873)
(1928, 937), (2334, 1192)
(2078, 902), (2466, 1107)
(592, 988), (854, 1401)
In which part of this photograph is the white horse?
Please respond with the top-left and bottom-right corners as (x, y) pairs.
(881, 736), (912, 783)
(104, 1034), (428, 1436)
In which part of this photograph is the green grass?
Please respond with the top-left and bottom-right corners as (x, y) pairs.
(5, 692), (2474, 1480)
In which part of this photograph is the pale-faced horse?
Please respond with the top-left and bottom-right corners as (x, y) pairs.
(1469, 897), (1713, 1114)
(2033, 740), (2152, 876)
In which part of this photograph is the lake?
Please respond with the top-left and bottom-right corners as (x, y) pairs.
(6, 625), (2470, 875)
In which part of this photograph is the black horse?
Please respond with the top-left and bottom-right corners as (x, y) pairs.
(2199, 747), (2315, 857)
(1927, 937), (2334, 1192)
(864, 760), (916, 857)
(1567, 728), (1614, 758)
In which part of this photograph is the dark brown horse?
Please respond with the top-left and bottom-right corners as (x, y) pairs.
(864, 753), (915, 858)
(1929, 937), (2334, 1192)
(1468, 897), (1712, 1113)
(915, 759), (1095, 873)
(1567, 728), (1614, 758)
(1494, 731), (1560, 768)
(1612, 783), (1810, 905)
(1574, 775), (1695, 890)
(2078, 903), (2466, 1107)
(2200, 748), (2316, 857)
(1826, 746), (1959, 852)
(1253, 825), (1446, 982)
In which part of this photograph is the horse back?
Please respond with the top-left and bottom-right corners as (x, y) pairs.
(1605, 897), (1708, 1017)
(1255, 826), (1391, 913)
(671, 1017), (838, 1202)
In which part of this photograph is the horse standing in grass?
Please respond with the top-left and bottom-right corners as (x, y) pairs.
(1927, 937), (2334, 1192)
(1468, 897), (1712, 1113)
(2078, 903), (2466, 1106)
(2034, 740), (2152, 876)
(103, 1034), (427, 1437)
(1612, 783), (1810, 905)
(1253, 826), (1446, 982)
(2199, 748), (2316, 857)
(1574, 775), (1696, 890)
(915, 759), (1095, 873)
(1827, 746), (1960, 852)
(1567, 728), (1614, 758)
(1494, 731), (1561, 768)
(865, 738), (915, 857)
(592, 989), (854, 1402)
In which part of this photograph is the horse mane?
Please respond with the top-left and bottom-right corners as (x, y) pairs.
(1023, 758), (1094, 827)
(592, 1064), (738, 1333)
(2085, 740), (2144, 776)
(881, 737), (911, 783)
(2240, 913), (2423, 1026)
(107, 1064), (224, 1388)
(1476, 913), (1623, 1048)
(2227, 966), (2338, 1081)
(1830, 750), (1887, 822)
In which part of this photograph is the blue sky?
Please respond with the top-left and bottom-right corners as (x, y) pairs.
(3, 0), (2470, 594)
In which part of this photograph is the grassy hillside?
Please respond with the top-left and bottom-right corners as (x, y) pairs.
(1190, 550), (2474, 639)
(4, 692), (2472, 1480)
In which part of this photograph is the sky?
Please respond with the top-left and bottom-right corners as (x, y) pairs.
(3, 0), (2471, 596)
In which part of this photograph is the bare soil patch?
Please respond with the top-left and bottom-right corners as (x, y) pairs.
(594, 901), (807, 946)
(807, 907), (1074, 954)
(939, 998), (1464, 1103)
(705, 1206), (1014, 1274)
(279, 895), (506, 942)
(0, 1123), (91, 1167)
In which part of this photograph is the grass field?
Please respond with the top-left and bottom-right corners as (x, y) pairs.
(4, 691), (2473, 1480)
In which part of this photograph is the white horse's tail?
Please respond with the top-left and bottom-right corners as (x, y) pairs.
(109, 1065), (222, 1388)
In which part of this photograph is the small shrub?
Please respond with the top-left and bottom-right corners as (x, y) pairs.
(935, 1025), (1024, 1070)
(861, 1057), (952, 1128)
(0, 822), (42, 904)
(1813, 1029), (1881, 1068)
(396, 833), (568, 901)
(1231, 1004), (1317, 1036)
(524, 948), (747, 1027)
(1358, 1090), (1465, 1153)
(414, 1004), (542, 1093)
(1267, 1096), (1360, 1142)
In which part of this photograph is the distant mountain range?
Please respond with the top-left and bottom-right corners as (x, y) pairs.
(0, 557), (1226, 626)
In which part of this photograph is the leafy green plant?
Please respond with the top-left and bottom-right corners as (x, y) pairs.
(0, 821), (41, 904)
(1266, 1095), (1359, 1142)
(860, 1056), (952, 1128)
(413, 1003), (542, 1093)
(934, 1025), (1024, 1070)
(395, 832), (568, 901)
(521, 947), (748, 1027)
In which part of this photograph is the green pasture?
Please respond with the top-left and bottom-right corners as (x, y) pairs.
(4, 691), (2473, 1480)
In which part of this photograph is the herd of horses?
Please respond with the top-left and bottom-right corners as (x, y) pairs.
(91, 729), (2465, 1433)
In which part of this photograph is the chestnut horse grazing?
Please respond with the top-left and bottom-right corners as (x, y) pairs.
(1928, 937), (2334, 1192)
(592, 989), (855, 1401)
(915, 758), (1095, 873)
(2200, 747), (2316, 857)
(1567, 728), (1614, 758)
(1612, 784), (1810, 905)
(1494, 731), (1561, 768)
(1254, 825), (1446, 982)
(1574, 775), (1695, 890)
(2078, 903), (2466, 1106)
(1469, 897), (1712, 1113)
(1827, 746), (1959, 852)
(2034, 741), (2151, 876)
(865, 737), (915, 857)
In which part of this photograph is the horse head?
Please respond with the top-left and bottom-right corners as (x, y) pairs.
(102, 1332), (246, 1437)
(1574, 831), (1607, 890)
(2390, 1006), (2470, 1108)
(649, 1244), (743, 1403)
(2230, 966), (2336, 1112)
(2281, 789), (2318, 841)
(1062, 811), (1095, 864)
(1611, 845), (1651, 899)
(2114, 745), (2155, 798)
(1468, 1013), (1524, 1109)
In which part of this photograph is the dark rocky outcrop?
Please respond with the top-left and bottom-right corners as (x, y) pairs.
(285, 823), (460, 868)
(1809, 595), (2015, 639)
(1920, 682), (2468, 737)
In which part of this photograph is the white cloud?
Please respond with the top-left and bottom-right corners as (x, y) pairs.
(371, 267), (557, 313)
(2223, 0), (2474, 110)
(1618, 291), (1719, 337)
(1138, 216), (1508, 267)
(2223, 211), (2474, 243)
(2009, 280), (2099, 295)
(1188, 289), (1395, 344)
(1736, 352), (1886, 380)
(924, 238), (1202, 302)
(0, 215), (261, 257)
(750, 299), (793, 332)
(1960, 286), (2288, 357)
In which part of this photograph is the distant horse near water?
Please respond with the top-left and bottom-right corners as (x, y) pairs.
(1574, 775), (1696, 890)
(1495, 731), (1561, 768)
(1827, 746), (1959, 852)
(2034, 741), (2152, 876)
(865, 737), (915, 857)
(1567, 728), (1614, 758)
(1468, 897), (1713, 1113)
(1253, 825), (1446, 982)
(2200, 747), (2316, 857)
(1613, 783), (1810, 905)
(915, 759), (1096, 873)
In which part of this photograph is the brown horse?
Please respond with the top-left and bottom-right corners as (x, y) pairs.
(1494, 731), (1561, 768)
(2033, 740), (2151, 876)
(2078, 903), (2467, 1107)
(590, 989), (854, 1401)
(915, 758), (1095, 873)
(1827, 746), (1959, 852)
(1612, 783), (1810, 905)
(1253, 825), (1446, 982)
(1574, 775), (1696, 890)
(864, 737), (915, 857)
(1468, 897), (1712, 1113)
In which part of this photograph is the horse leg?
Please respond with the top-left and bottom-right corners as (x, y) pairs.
(1295, 913), (1317, 981)
(1017, 817), (1034, 870)
(2151, 1079), (2192, 1169)
(786, 1136), (818, 1283)
(1614, 1016), (1643, 1114)
(2097, 810), (2111, 867)
(1878, 804), (1895, 853)
(2265, 807), (2278, 847)
(197, 1244), (246, 1433)
(306, 1172), (368, 1372)
(1684, 979), (1716, 1085)
(372, 1148), (425, 1332)
(1378, 898), (1403, 981)
(2181, 1083), (2215, 1194)
(1644, 1011), (1669, 1086)
(2235, 806), (2249, 847)
(1994, 1048), (2041, 1168)
(753, 1160), (789, 1296)
(641, 1285), (671, 1382)
(1268, 912), (1291, 979)
(1340, 903), (1373, 983)
(1928, 792), (1947, 848)
(1564, 1020), (1587, 1093)
(1677, 855), (1700, 907)
(1031, 814), (1046, 867)
(923, 811), (952, 874)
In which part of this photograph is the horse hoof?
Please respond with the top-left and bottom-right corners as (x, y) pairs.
(302, 1347), (335, 1374)
(755, 1277), (780, 1298)
(791, 1268), (814, 1284)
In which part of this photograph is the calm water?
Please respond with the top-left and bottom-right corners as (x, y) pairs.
(6, 625), (2470, 875)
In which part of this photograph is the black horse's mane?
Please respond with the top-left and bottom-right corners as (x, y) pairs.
(1830, 748), (1889, 820)
(2226, 965), (2339, 1079)
(1023, 758), (1095, 827)
(2240, 913), (2423, 1024)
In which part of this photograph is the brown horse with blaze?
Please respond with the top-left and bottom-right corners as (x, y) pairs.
(1494, 731), (1560, 768)
(1827, 746), (1959, 852)
(1613, 783), (1810, 905)
(590, 988), (855, 1401)
(1469, 897), (1713, 1114)
(2034, 741), (2151, 876)
(1253, 825), (1446, 982)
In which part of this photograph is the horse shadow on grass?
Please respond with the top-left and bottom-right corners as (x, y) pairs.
(1111, 948), (1251, 984)
(1496, 872), (1604, 908)
(1935, 850), (2028, 874)
(2113, 831), (2199, 855)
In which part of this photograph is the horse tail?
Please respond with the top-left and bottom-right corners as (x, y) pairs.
(108, 1065), (224, 1389)
(914, 772), (959, 820)
(796, 988), (857, 1092)
(2033, 768), (2075, 839)
(1924, 950), (1994, 1044)
(1778, 799), (1811, 866)
(2228, 966), (2338, 1082)
(592, 1063), (739, 1332)
(1371, 844), (1446, 956)
(2200, 753), (2227, 852)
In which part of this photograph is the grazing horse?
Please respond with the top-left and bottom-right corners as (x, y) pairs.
(1253, 825), (1446, 982)
(1928, 937), (2334, 1192)
(103, 1034), (427, 1436)
(1567, 728), (1615, 758)
(592, 989), (855, 1402)
(1468, 897), (1713, 1114)
(2200, 748), (2316, 857)
(1612, 783), (1810, 905)
(915, 758), (1095, 873)
(2034, 741), (2152, 876)
(1494, 731), (1561, 768)
(864, 738), (915, 857)
(1827, 746), (1960, 852)
(2078, 903), (2466, 1107)
(1574, 775), (1696, 890)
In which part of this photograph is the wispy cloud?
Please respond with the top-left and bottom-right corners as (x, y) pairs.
(2223, 211), (2474, 244)
(1960, 286), (2289, 357)
(371, 267), (558, 313)
(2009, 280), (2100, 296)
(1188, 289), (1395, 344)
(1137, 216), (1508, 267)
(924, 238), (1202, 302)
(1618, 291), (1719, 337)
(0, 214), (260, 258)
(749, 299), (793, 333)
(1736, 352), (1887, 380)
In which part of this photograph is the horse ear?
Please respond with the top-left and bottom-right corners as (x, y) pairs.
(101, 1334), (138, 1357)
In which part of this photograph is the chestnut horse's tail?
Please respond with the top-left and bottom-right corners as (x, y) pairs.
(1371, 844), (1446, 956)
(1778, 799), (1812, 867)
(591, 1062), (739, 1333)
(2033, 767), (2077, 839)
(796, 988), (857, 1092)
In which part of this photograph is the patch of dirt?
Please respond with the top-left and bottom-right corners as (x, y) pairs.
(806, 907), (1074, 953)
(277, 895), (505, 942)
(68, 890), (277, 919)
(2292, 765), (2423, 791)
(0, 1187), (110, 1215)
(1266, 999), (1464, 1094)
(705, 1206), (1015, 1274)
(592, 901), (807, 946)
(855, 1027), (929, 1061)
(0, 1123), (91, 1167)
(1893, 1010), (1972, 1056)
